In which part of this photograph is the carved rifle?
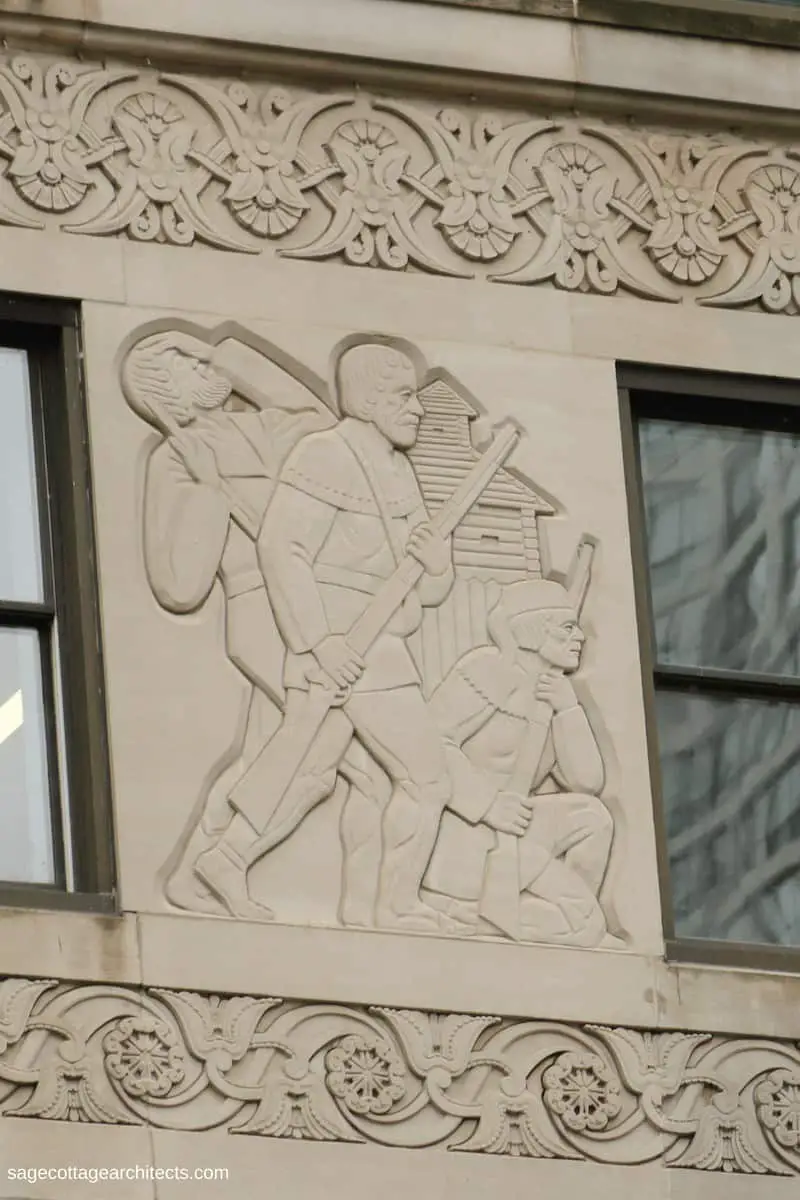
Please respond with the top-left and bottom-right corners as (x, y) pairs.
(229, 424), (521, 839)
(479, 538), (596, 940)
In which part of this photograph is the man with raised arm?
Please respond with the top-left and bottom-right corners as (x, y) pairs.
(123, 330), (331, 913)
(196, 339), (459, 932)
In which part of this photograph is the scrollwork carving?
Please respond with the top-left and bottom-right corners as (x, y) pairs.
(283, 111), (464, 274)
(0, 57), (132, 223)
(0, 50), (790, 312)
(65, 86), (252, 250)
(2, 973), (800, 1177)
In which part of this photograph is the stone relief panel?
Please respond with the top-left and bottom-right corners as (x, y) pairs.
(0, 51), (797, 310)
(1, 973), (800, 1176)
(121, 324), (620, 950)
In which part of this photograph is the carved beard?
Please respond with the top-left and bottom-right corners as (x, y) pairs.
(193, 375), (232, 410)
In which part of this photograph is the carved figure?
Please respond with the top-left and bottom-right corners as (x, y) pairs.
(123, 330), (333, 912)
(422, 549), (615, 947)
(123, 323), (617, 946)
(193, 340), (520, 933)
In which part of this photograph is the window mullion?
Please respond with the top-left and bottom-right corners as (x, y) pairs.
(654, 662), (800, 702)
(0, 602), (56, 626)
(36, 621), (68, 889)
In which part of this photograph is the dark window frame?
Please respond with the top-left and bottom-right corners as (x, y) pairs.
(412, 0), (800, 56)
(619, 363), (800, 973)
(0, 294), (115, 913)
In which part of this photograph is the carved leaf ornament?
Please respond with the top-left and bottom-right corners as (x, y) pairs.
(0, 53), (794, 310)
(1, 975), (800, 1176)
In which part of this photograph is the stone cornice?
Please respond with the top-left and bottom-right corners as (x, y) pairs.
(0, 6), (799, 135)
(409, 0), (800, 53)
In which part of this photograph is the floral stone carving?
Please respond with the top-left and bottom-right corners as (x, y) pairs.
(103, 1015), (185, 1099)
(756, 1070), (800, 1152)
(0, 50), (791, 310)
(325, 1034), (406, 1115)
(1, 973), (800, 1177)
(542, 1051), (622, 1132)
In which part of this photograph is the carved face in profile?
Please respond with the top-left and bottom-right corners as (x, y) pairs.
(167, 352), (232, 424)
(370, 358), (423, 449)
(513, 608), (585, 672)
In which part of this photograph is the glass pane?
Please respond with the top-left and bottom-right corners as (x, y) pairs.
(0, 347), (43, 603)
(658, 688), (800, 947)
(0, 627), (55, 883)
(639, 417), (800, 676)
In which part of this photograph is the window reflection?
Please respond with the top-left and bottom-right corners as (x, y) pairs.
(658, 688), (800, 947)
(0, 348), (43, 604)
(639, 418), (800, 677)
(0, 628), (55, 883)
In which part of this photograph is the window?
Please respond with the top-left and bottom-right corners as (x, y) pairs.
(622, 367), (800, 968)
(0, 296), (113, 910)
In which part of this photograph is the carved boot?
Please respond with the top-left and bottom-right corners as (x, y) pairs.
(165, 825), (228, 915)
(194, 843), (274, 922)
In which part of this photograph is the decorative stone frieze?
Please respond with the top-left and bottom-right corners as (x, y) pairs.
(1, 974), (799, 1176)
(0, 53), (797, 311)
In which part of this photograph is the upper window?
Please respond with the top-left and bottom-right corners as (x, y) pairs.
(623, 368), (800, 967)
(0, 297), (113, 910)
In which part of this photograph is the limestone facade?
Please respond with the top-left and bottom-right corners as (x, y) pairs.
(1, 3), (800, 1198)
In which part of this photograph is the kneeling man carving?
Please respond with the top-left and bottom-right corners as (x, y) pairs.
(423, 554), (615, 948)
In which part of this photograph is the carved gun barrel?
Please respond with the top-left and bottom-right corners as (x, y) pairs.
(348, 424), (520, 658)
(229, 424), (521, 838)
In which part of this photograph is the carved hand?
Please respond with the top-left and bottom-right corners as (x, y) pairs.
(171, 433), (221, 488)
(536, 672), (578, 714)
(484, 791), (535, 836)
(147, 330), (213, 362)
(406, 523), (452, 576)
(313, 635), (365, 689)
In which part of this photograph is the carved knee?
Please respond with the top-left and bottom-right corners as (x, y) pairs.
(382, 777), (450, 851)
(340, 760), (391, 807)
(582, 795), (614, 840)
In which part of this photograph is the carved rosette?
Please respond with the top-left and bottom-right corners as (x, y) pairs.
(756, 1069), (800, 1151)
(0, 974), (798, 1176)
(0, 50), (788, 310)
(103, 1014), (185, 1098)
(542, 1050), (623, 1132)
(325, 1033), (407, 1115)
